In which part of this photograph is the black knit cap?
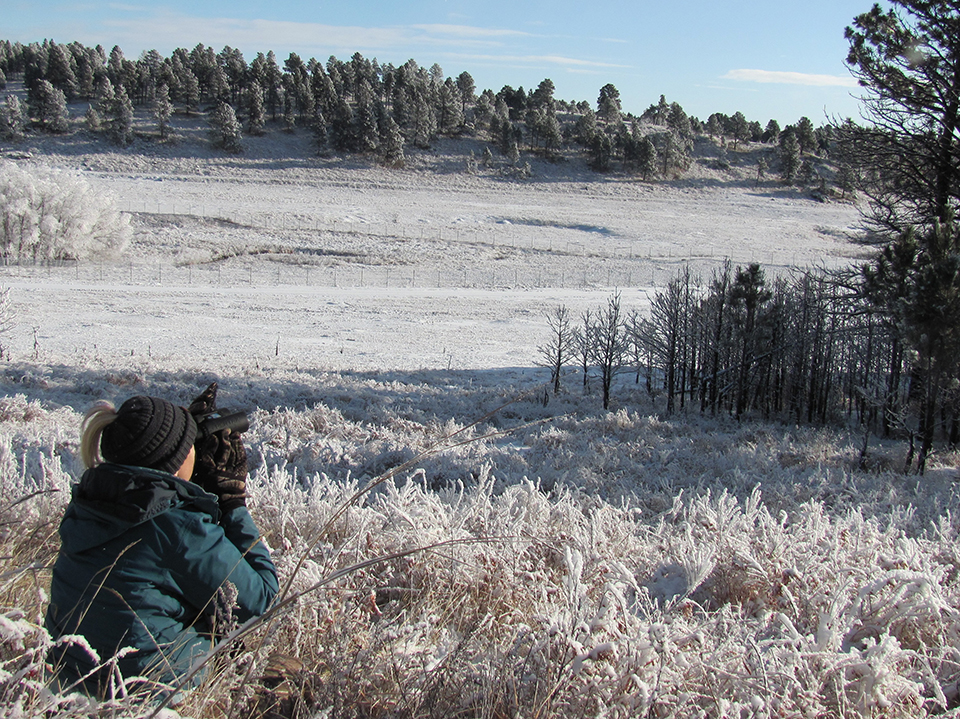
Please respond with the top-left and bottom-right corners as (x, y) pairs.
(100, 396), (198, 474)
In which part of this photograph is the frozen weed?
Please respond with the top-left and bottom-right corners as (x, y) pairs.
(0, 370), (958, 716)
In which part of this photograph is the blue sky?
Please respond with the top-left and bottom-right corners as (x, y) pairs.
(5, 1), (880, 125)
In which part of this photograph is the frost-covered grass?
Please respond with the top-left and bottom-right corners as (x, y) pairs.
(1, 364), (959, 717)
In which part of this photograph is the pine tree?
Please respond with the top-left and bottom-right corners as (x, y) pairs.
(181, 69), (200, 114)
(575, 108), (599, 147)
(865, 221), (960, 472)
(455, 71), (475, 115)
(473, 91), (494, 134)
(667, 102), (690, 137)
(795, 116), (817, 155)
(779, 127), (801, 184)
(702, 114), (718, 139)
(155, 83), (172, 140)
(411, 87), (436, 149)
(261, 52), (282, 120)
(247, 83), (265, 136)
(46, 43), (78, 99)
(638, 136), (658, 181)
(94, 76), (115, 119)
(312, 106), (328, 156)
(31, 80), (70, 133)
(729, 264), (772, 419)
(84, 104), (101, 132)
(378, 111), (404, 167)
(843, 0), (960, 234)
(211, 101), (243, 152)
(658, 131), (688, 177)
(730, 111), (749, 150)
(107, 45), (126, 87)
(329, 97), (355, 151)
(763, 119), (781, 144)
(597, 83), (621, 124)
(540, 107), (562, 156)
(355, 97), (380, 153)
(282, 94), (296, 132)
(76, 61), (95, 100)
(439, 78), (464, 135)
(0, 94), (26, 140)
(108, 87), (134, 145)
(590, 132), (612, 171)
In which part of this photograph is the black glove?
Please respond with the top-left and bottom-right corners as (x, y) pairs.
(188, 381), (218, 417)
(194, 429), (248, 512)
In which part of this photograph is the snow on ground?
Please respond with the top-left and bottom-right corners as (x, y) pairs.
(1, 131), (862, 372)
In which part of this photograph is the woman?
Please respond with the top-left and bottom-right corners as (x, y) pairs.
(45, 385), (278, 696)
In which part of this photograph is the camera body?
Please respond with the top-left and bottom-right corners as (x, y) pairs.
(194, 409), (249, 440)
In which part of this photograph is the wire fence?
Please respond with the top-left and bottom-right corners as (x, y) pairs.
(0, 256), (717, 291)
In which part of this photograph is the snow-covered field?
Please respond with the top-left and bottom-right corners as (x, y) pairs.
(4, 128), (960, 717)
(1, 122), (864, 370)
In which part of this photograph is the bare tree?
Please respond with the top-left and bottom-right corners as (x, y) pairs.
(589, 293), (628, 410)
(0, 287), (15, 360)
(577, 309), (592, 391)
(538, 305), (576, 395)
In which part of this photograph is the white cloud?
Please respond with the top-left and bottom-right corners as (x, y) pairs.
(722, 69), (858, 88)
(455, 53), (627, 70)
(103, 14), (412, 53)
(410, 24), (531, 39)
(100, 12), (542, 55)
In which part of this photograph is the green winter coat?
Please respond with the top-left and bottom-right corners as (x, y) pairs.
(45, 463), (278, 695)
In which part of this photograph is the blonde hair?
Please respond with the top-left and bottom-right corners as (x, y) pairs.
(80, 400), (118, 469)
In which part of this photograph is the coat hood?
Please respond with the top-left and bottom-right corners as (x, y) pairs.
(60, 463), (220, 553)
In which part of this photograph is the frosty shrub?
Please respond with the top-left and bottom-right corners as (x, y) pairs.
(0, 162), (131, 261)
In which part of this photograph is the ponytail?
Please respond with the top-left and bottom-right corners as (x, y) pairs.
(80, 400), (118, 469)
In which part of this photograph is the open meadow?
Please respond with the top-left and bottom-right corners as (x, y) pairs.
(2, 122), (960, 717)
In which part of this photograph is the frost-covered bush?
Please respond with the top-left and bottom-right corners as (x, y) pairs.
(0, 162), (130, 261)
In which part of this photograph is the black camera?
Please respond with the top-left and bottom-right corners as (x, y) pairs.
(195, 409), (250, 440)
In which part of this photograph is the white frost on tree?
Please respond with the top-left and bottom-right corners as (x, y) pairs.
(0, 95), (26, 141)
(0, 162), (131, 262)
(211, 101), (243, 153)
(0, 286), (15, 359)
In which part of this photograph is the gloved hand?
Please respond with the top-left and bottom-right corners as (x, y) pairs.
(188, 382), (218, 417)
(194, 429), (248, 512)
